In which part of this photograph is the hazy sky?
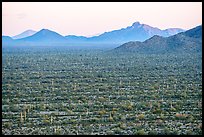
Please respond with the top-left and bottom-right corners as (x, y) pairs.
(2, 2), (202, 37)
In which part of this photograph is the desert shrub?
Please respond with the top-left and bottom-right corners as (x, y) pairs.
(4, 122), (12, 128)
(136, 129), (146, 135)
(148, 130), (157, 135)
(175, 113), (188, 120)
(98, 110), (106, 116)
(163, 127), (171, 135)
(137, 114), (145, 120)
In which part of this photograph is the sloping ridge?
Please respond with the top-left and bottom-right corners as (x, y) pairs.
(12, 30), (37, 39)
(2, 36), (14, 42)
(114, 25), (202, 53)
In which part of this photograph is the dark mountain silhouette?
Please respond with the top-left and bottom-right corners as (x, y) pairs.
(114, 25), (202, 53)
(180, 25), (202, 39)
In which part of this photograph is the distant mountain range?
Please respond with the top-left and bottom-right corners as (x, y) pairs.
(12, 30), (37, 39)
(2, 21), (185, 46)
(114, 25), (202, 54)
(83, 22), (184, 43)
(16, 29), (67, 43)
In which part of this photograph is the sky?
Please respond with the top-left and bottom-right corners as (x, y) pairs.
(2, 2), (202, 37)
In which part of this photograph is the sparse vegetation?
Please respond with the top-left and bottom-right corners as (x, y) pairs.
(2, 46), (202, 135)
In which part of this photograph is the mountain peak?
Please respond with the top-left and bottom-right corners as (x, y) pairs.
(39, 29), (52, 33)
(132, 21), (141, 27)
(37, 29), (60, 35)
(24, 29), (36, 33)
(17, 28), (67, 42)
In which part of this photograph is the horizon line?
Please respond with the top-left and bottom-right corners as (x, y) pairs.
(3, 22), (203, 38)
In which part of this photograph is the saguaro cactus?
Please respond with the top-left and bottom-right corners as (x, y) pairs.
(24, 111), (27, 120)
(51, 115), (53, 124)
(20, 112), (24, 122)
